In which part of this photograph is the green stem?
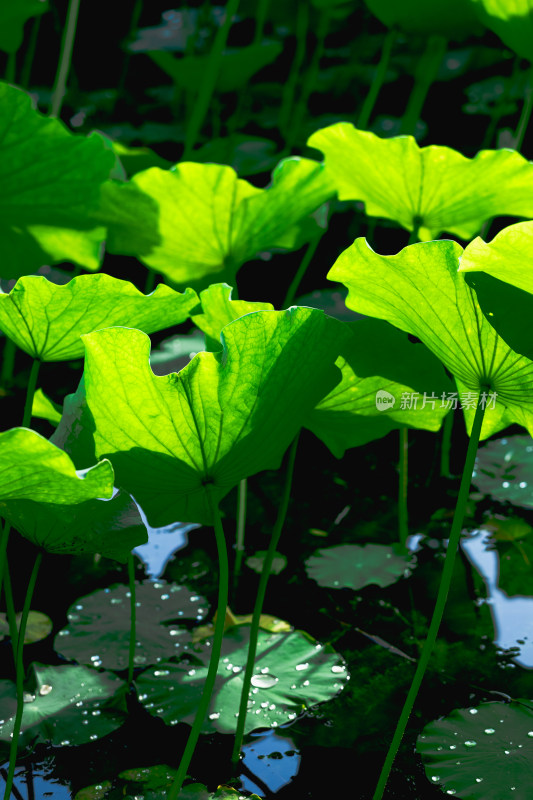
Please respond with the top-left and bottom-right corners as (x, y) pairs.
(398, 428), (408, 548)
(111, 0), (144, 112)
(0, 522), (10, 637)
(3, 550), (43, 800)
(231, 434), (299, 763)
(399, 35), (447, 136)
(372, 398), (486, 800)
(127, 553), (136, 686)
(5, 52), (16, 83)
(183, 0), (240, 159)
(3, 562), (19, 668)
(278, 0), (309, 138)
(282, 233), (322, 308)
(512, 64), (533, 152)
(167, 486), (229, 800)
(22, 359), (41, 429)
(284, 10), (330, 154)
(143, 269), (156, 295)
(20, 15), (42, 88)
(1, 338), (17, 389)
(253, 0), (270, 44)
(358, 28), (396, 130)
(49, 0), (81, 117)
(440, 410), (453, 479)
(232, 478), (247, 603)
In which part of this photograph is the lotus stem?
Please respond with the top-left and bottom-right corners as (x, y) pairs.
(282, 232), (323, 309)
(253, 0), (270, 44)
(20, 15), (43, 89)
(22, 359), (41, 429)
(0, 339), (17, 389)
(167, 486), (229, 800)
(358, 28), (397, 130)
(400, 35), (447, 136)
(372, 396), (486, 800)
(3, 550), (43, 800)
(398, 427), (408, 547)
(232, 478), (248, 603)
(278, 0), (309, 138)
(232, 433), (299, 763)
(49, 0), (81, 118)
(182, 0), (240, 159)
(512, 64), (533, 152)
(127, 553), (136, 686)
(3, 563), (19, 667)
(440, 410), (453, 478)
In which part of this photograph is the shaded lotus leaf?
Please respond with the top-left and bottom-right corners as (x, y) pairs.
(363, 0), (481, 36)
(1, 489), (147, 562)
(417, 699), (533, 798)
(294, 287), (359, 321)
(460, 221), (533, 360)
(32, 388), (62, 425)
(70, 309), (346, 526)
(136, 626), (349, 734)
(192, 134), (280, 177)
(494, 535), (533, 597)
(304, 318), (454, 457)
(471, 0), (533, 61)
(111, 141), (172, 176)
(0, 662), (127, 751)
(305, 543), (415, 590)
(246, 550), (287, 575)
(0, 83), (115, 277)
(473, 435), (533, 509)
(149, 330), (206, 375)
(0, 611), (52, 644)
(307, 123), (533, 240)
(54, 580), (208, 671)
(0, 274), (198, 361)
(329, 238), (533, 439)
(484, 516), (533, 542)
(191, 283), (273, 351)
(0, 428), (113, 505)
(149, 42), (283, 93)
(99, 158), (335, 289)
(0, 0), (49, 53)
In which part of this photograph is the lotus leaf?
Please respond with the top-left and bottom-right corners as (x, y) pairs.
(305, 544), (415, 590)
(308, 123), (533, 240)
(0, 274), (198, 361)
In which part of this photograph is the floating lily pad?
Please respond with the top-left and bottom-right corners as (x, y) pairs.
(417, 699), (533, 798)
(305, 543), (415, 590)
(0, 83), (115, 277)
(1, 488), (147, 562)
(0, 274), (198, 361)
(473, 435), (533, 509)
(135, 626), (349, 734)
(246, 550), (287, 575)
(55, 581), (208, 671)
(308, 123), (533, 240)
(0, 662), (127, 752)
(0, 610), (52, 644)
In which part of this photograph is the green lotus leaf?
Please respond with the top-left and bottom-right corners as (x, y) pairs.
(0, 274), (198, 361)
(149, 42), (283, 93)
(74, 309), (346, 525)
(246, 550), (287, 575)
(471, 0), (533, 61)
(0, 0), (49, 53)
(32, 388), (62, 425)
(0, 663), (127, 751)
(363, 0), (481, 36)
(136, 626), (349, 734)
(459, 221), (533, 360)
(0, 428), (113, 505)
(149, 330), (206, 375)
(99, 158), (335, 289)
(473, 435), (533, 509)
(0, 610), (52, 644)
(304, 318), (454, 457)
(495, 534), (533, 597)
(76, 769), (261, 800)
(191, 283), (274, 351)
(55, 580), (207, 670)
(328, 238), (533, 439)
(305, 544), (415, 590)
(0, 488), (146, 562)
(416, 699), (533, 798)
(0, 82), (116, 277)
(307, 123), (533, 240)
